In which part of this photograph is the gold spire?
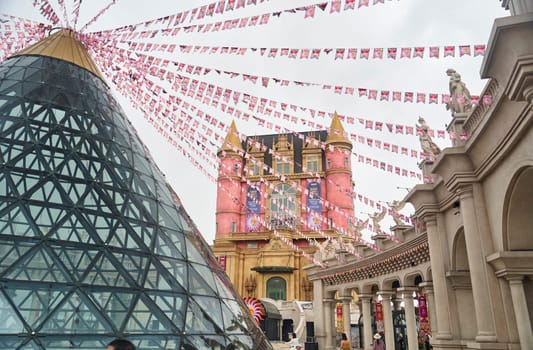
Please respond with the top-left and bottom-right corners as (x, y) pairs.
(11, 29), (105, 81)
(326, 111), (351, 145)
(218, 120), (244, 155)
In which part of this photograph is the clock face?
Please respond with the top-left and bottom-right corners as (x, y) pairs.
(308, 211), (322, 229)
(246, 214), (260, 230)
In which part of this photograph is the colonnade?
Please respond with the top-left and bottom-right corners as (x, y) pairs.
(315, 280), (434, 350)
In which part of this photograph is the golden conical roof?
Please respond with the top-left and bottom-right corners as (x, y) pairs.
(326, 111), (351, 145)
(11, 29), (105, 81)
(218, 120), (244, 155)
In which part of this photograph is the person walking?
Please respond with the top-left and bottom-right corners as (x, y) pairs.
(372, 333), (385, 350)
(107, 339), (135, 350)
(340, 332), (351, 350)
(397, 333), (405, 350)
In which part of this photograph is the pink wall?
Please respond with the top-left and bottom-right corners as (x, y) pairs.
(216, 144), (354, 238)
(216, 155), (242, 238)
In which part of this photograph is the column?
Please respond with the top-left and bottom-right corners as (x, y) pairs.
(377, 291), (395, 350)
(340, 294), (352, 338)
(508, 276), (533, 348)
(419, 282), (437, 336)
(359, 294), (373, 350)
(398, 288), (418, 350)
(457, 186), (497, 342)
(313, 279), (326, 348)
(323, 298), (336, 350)
(424, 214), (452, 339)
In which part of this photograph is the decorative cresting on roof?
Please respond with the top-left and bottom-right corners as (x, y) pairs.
(219, 120), (244, 155)
(11, 28), (105, 81)
(321, 237), (430, 286)
(326, 111), (352, 146)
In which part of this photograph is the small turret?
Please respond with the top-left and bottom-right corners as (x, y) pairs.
(216, 121), (244, 238)
(325, 112), (354, 232)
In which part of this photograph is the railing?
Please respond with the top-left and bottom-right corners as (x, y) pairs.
(464, 78), (500, 135)
(269, 215), (297, 230)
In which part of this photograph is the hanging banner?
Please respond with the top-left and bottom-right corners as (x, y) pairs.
(418, 294), (431, 335)
(307, 180), (322, 229)
(375, 300), (384, 333)
(336, 303), (343, 332)
(246, 183), (261, 231)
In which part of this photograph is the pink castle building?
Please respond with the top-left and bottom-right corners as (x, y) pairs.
(212, 113), (356, 302)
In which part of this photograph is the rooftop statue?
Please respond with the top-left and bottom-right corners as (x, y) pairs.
(387, 200), (407, 226)
(353, 218), (369, 237)
(417, 117), (441, 158)
(446, 68), (472, 115)
(369, 209), (387, 233)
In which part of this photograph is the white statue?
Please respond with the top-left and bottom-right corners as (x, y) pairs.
(353, 218), (369, 237)
(446, 68), (472, 115)
(387, 200), (406, 226)
(313, 239), (335, 262)
(369, 210), (387, 232)
(416, 117), (441, 158)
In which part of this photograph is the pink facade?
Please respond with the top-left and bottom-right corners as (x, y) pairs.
(216, 124), (354, 240)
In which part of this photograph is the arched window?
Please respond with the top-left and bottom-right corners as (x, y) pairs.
(266, 277), (286, 300)
(270, 184), (296, 229)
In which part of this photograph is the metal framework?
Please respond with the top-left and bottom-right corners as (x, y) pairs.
(0, 55), (271, 350)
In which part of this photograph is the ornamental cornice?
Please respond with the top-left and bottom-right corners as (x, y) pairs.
(313, 233), (430, 286)
(243, 173), (326, 181)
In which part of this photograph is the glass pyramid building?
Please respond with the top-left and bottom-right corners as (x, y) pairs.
(0, 29), (272, 350)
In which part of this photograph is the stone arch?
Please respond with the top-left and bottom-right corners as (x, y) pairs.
(503, 166), (533, 251)
(452, 228), (469, 271)
(361, 282), (379, 295)
(381, 277), (402, 291)
(266, 276), (287, 300)
(403, 271), (424, 287)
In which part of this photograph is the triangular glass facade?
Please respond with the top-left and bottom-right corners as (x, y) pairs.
(0, 54), (272, 349)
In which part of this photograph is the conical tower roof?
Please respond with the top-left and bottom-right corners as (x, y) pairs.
(218, 120), (244, 156)
(0, 33), (271, 350)
(326, 111), (352, 146)
(11, 28), (105, 81)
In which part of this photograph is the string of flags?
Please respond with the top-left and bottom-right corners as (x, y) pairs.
(113, 46), (492, 107)
(169, 43), (486, 60)
(79, 0), (118, 33)
(94, 48), (470, 142)
(31, 0), (61, 26)
(87, 0), (396, 39)
(90, 0), (272, 36)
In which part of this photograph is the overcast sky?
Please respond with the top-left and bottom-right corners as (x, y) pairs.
(0, 0), (508, 243)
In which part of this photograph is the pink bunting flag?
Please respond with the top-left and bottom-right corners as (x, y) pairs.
(305, 5), (316, 18)
(474, 45), (486, 56)
(444, 45), (455, 57)
(459, 45), (471, 56)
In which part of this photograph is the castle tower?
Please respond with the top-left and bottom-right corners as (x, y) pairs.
(216, 121), (244, 238)
(0, 29), (271, 349)
(325, 112), (354, 233)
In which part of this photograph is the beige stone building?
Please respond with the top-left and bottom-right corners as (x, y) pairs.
(306, 2), (533, 350)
